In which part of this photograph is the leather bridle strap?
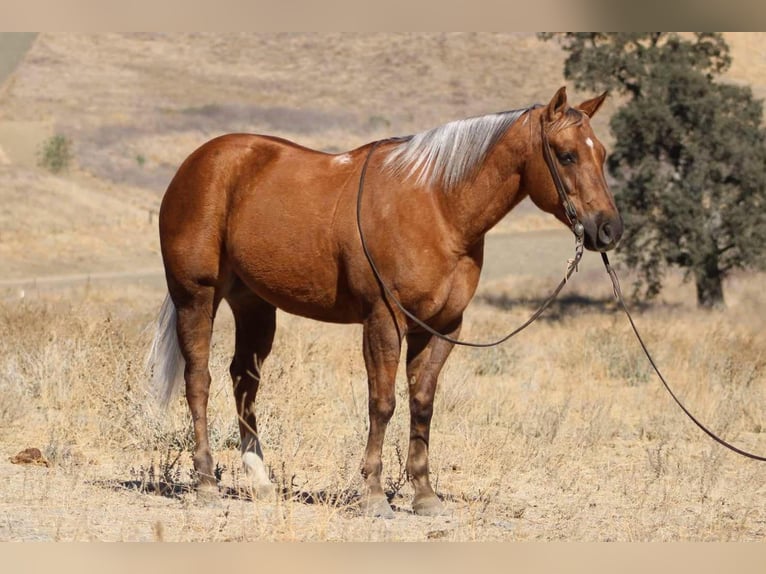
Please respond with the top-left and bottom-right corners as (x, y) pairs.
(355, 117), (583, 348)
(540, 115), (585, 241)
(602, 251), (766, 461)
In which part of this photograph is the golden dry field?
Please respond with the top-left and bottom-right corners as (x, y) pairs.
(2, 33), (766, 541)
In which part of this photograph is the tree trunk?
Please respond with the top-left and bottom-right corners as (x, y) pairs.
(694, 249), (725, 309)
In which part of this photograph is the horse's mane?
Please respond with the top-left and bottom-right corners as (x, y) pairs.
(384, 107), (530, 191)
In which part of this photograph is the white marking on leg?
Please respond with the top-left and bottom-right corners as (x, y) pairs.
(242, 434), (271, 487)
(242, 451), (271, 485)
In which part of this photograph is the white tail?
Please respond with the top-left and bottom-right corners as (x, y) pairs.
(146, 293), (185, 408)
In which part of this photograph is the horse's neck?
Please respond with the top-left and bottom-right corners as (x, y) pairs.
(441, 130), (530, 250)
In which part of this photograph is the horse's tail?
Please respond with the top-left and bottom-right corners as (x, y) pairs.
(145, 293), (185, 408)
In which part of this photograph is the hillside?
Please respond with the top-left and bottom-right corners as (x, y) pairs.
(1, 32), (765, 283)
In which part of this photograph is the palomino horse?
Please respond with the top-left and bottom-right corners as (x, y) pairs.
(148, 87), (622, 517)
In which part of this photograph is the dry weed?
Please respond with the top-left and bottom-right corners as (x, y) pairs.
(2, 269), (766, 540)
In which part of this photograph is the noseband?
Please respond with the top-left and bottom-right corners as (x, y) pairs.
(355, 112), (584, 348)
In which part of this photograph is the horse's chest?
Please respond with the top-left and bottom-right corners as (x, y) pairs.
(414, 257), (482, 327)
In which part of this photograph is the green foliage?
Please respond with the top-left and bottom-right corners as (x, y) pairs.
(38, 134), (73, 174)
(540, 33), (766, 308)
(539, 33), (731, 96)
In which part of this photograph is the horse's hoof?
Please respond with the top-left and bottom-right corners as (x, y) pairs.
(413, 495), (446, 516)
(195, 485), (222, 507)
(359, 495), (395, 519)
(252, 482), (276, 501)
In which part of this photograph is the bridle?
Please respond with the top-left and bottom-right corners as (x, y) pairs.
(539, 116), (585, 243)
(356, 108), (766, 461)
(355, 112), (583, 348)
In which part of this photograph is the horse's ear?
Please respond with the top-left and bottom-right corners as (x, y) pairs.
(546, 86), (568, 123)
(577, 91), (608, 118)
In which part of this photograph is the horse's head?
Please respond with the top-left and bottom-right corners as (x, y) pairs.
(525, 87), (623, 252)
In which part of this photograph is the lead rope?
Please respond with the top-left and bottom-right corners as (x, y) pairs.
(601, 252), (766, 461)
(356, 120), (582, 348)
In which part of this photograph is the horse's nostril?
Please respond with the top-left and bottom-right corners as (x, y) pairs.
(598, 222), (612, 246)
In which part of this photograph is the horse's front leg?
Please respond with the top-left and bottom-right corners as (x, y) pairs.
(404, 320), (460, 516)
(359, 307), (403, 518)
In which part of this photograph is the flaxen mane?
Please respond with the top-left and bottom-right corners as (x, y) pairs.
(384, 107), (529, 191)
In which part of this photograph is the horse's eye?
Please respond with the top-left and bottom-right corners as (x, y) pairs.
(557, 151), (576, 165)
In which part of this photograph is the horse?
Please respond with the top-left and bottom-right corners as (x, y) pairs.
(147, 86), (622, 518)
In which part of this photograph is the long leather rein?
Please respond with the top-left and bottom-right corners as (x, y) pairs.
(600, 252), (766, 461)
(356, 111), (766, 461)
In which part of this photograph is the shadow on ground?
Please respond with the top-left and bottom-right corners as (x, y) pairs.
(478, 292), (619, 321)
(94, 476), (480, 519)
(95, 477), (421, 514)
(477, 291), (674, 322)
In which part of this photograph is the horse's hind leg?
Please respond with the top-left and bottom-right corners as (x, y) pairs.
(227, 286), (277, 500)
(171, 281), (221, 498)
(404, 321), (461, 516)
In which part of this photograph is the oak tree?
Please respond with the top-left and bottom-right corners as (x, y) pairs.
(540, 33), (766, 308)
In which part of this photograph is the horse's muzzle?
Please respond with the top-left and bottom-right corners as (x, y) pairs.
(584, 213), (623, 252)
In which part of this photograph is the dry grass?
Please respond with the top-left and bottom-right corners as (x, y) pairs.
(2, 268), (766, 541)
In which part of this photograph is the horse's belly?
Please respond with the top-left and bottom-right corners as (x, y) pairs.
(230, 251), (361, 324)
(253, 281), (361, 324)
